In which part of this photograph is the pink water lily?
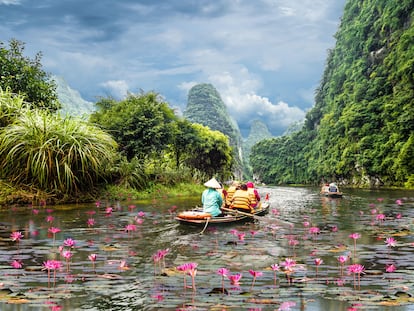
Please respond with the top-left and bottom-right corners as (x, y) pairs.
(217, 267), (229, 293)
(347, 264), (365, 290)
(63, 238), (76, 248)
(177, 262), (198, 291)
(281, 258), (296, 285)
(152, 249), (169, 273)
(349, 232), (361, 260)
(227, 273), (242, 286)
(87, 218), (96, 227)
(271, 263), (280, 286)
(43, 259), (63, 287)
(10, 231), (23, 242)
(314, 258), (323, 277)
(10, 259), (23, 269)
(385, 237), (397, 248)
(249, 269), (263, 290)
(385, 263), (396, 273)
(337, 255), (348, 277)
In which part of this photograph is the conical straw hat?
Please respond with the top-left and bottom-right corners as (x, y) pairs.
(203, 177), (221, 189)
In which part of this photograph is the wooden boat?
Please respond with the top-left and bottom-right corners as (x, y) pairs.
(322, 191), (343, 198)
(175, 201), (270, 227)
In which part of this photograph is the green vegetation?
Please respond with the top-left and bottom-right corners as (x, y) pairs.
(0, 88), (118, 201)
(0, 39), (59, 111)
(0, 43), (234, 205)
(251, 0), (414, 188)
(184, 83), (245, 179)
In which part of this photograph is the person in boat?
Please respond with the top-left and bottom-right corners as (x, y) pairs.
(201, 177), (224, 217)
(230, 183), (254, 213)
(225, 181), (240, 207)
(328, 183), (339, 193)
(246, 181), (261, 208)
(320, 183), (329, 194)
(217, 182), (227, 207)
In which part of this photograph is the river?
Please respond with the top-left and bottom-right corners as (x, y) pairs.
(0, 186), (413, 310)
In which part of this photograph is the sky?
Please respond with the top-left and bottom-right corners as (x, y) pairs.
(0, 0), (346, 137)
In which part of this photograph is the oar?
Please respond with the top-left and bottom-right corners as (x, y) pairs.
(221, 206), (292, 227)
(221, 206), (263, 221)
(199, 217), (210, 235)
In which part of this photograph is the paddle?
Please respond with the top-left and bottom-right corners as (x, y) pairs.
(221, 206), (292, 227)
(221, 206), (264, 220)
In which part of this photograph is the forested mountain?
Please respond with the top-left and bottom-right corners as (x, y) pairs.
(183, 83), (244, 179)
(243, 120), (273, 175)
(251, 0), (414, 188)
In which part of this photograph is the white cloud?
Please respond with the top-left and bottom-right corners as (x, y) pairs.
(0, 0), (345, 135)
(207, 70), (305, 135)
(0, 0), (20, 4)
(101, 80), (129, 99)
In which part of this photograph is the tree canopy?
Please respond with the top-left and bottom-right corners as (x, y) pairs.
(90, 92), (234, 181)
(0, 39), (59, 111)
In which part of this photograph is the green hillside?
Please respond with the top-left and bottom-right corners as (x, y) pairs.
(184, 83), (245, 179)
(251, 0), (414, 188)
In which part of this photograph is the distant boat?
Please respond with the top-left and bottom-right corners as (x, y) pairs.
(320, 182), (343, 198)
(322, 191), (343, 198)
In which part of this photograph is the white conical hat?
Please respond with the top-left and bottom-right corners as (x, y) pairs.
(203, 177), (221, 189)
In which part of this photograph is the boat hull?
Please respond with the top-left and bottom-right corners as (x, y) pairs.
(175, 202), (270, 226)
(323, 192), (343, 198)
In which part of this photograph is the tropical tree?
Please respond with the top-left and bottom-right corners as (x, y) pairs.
(184, 123), (234, 181)
(0, 39), (59, 111)
(91, 92), (176, 160)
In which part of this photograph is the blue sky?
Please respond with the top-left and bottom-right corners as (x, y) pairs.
(0, 0), (345, 136)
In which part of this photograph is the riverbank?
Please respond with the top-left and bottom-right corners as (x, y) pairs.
(0, 180), (205, 209)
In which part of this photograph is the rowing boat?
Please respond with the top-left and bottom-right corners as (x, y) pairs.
(322, 191), (343, 198)
(175, 201), (270, 227)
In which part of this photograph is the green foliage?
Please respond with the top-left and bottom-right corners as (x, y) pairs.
(183, 123), (234, 181)
(0, 110), (118, 195)
(91, 92), (175, 160)
(91, 91), (234, 182)
(250, 0), (414, 188)
(0, 39), (59, 111)
(0, 87), (29, 127)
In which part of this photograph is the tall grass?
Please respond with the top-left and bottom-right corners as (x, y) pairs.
(0, 109), (118, 196)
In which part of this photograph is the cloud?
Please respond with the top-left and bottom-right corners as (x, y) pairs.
(0, 0), (345, 136)
(207, 70), (305, 136)
(0, 0), (20, 5)
(100, 80), (129, 99)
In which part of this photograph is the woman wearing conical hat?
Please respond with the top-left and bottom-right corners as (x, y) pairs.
(201, 178), (224, 217)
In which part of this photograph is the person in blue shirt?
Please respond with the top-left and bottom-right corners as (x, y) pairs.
(201, 177), (224, 217)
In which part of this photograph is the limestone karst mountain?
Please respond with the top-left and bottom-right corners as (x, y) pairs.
(53, 76), (95, 116)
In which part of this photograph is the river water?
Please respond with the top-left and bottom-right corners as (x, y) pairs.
(0, 186), (414, 311)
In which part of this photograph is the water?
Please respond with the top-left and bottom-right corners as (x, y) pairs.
(0, 186), (414, 311)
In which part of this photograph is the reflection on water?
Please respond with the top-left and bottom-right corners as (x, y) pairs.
(0, 186), (414, 310)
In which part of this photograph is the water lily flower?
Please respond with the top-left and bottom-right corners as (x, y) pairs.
(10, 259), (23, 269)
(10, 231), (23, 242)
(227, 273), (242, 286)
(349, 233), (361, 259)
(249, 269), (263, 290)
(347, 264), (365, 290)
(385, 237), (397, 248)
(271, 263), (280, 286)
(217, 268), (229, 293)
(87, 218), (96, 227)
(385, 264), (396, 273)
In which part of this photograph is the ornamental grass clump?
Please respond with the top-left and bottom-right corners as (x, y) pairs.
(0, 109), (118, 196)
